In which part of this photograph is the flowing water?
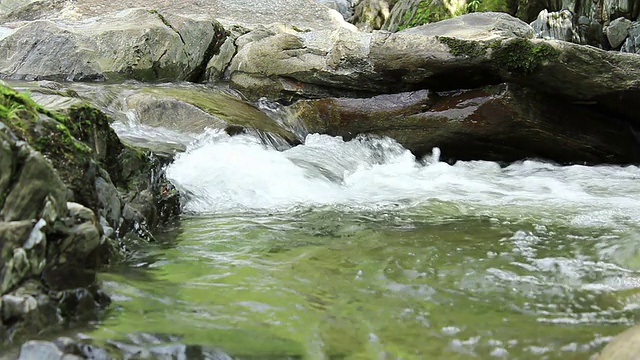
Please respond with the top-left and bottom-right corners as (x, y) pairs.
(87, 104), (640, 359)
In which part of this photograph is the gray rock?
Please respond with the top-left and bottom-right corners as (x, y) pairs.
(228, 12), (533, 99)
(1, 294), (38, 322)
(316, 0), (356, 19)
(1, 149), (67, 222)
(531, 9), (578, 42)
(205, 37), (237, 81)
(0, 0), (39, 17)
(18, 340), (63, 360)
(3, 0), (356, 32)
(606, 16), (633, 48)
(621, 22), (640, 53)
(94, 177), (121, 229)
(227, 12), (638, 120)
(401, 11), (534, 38)
(59, 203), (102, 259)
(0, 8), (225, 82)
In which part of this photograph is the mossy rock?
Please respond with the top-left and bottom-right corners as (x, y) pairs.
(490, 38), (560, 74)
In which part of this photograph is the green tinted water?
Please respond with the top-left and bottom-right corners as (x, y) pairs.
(92, 206), (640, 359)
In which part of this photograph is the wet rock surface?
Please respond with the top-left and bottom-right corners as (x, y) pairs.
(292, 84), (639, 164)
(13, 334), (234, 360)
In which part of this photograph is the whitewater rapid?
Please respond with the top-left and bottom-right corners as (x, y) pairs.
(165, 130), (640, 229)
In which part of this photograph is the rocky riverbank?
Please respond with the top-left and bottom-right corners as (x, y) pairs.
(0, 0), (639, 358)
(0, 82), (180, 350)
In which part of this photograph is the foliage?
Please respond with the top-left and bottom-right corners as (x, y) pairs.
(397, 0), (514, 30)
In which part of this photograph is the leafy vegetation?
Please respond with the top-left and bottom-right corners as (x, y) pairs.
(397, 0), (515, 30)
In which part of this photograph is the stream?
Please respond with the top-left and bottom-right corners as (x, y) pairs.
(89, 112), (640, 359)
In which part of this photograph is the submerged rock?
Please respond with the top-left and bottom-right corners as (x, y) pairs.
(16, 335), (234, 360)
(291, 83), (639, 164)
(596, 324), (640, 360)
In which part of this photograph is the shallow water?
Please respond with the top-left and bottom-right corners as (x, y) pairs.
(93, 131), (640, 359)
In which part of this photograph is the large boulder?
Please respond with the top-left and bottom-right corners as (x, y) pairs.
(291, 83), (639, 164)
(0, 0), (355, 32)
(0, 8), (226, 82)
(225, 12), (640, 121)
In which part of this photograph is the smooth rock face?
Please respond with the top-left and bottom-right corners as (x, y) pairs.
(596, 324), (640, 360)
(607, 17), (633, 48)
(291, 84), (640, 164)
(0, 8), (224, 82)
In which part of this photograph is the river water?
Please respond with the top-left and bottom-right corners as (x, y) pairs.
(92, 113), (640, 359)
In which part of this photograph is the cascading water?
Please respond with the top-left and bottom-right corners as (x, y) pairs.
(93, 102), (640, 359)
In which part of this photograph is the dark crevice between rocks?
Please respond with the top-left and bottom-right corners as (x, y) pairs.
(191, 22), (229, 83)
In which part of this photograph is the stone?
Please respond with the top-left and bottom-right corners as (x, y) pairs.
(2, 0), (356, 32)
(316, 0), (356, 19)
(531, 9), (579, 43)
(227, 12), (639, 120)
(18, 340), (64, 360)
(606, 17), (633, 48)
(2, 294), (38, 322)
(596, 324), (640, 360)
(94, 177), (121, 229)
(0, 8), (225, 82)
(291, 84), (640, 164)
(1, 150), (67, 222)
(621, 22), (640, 53)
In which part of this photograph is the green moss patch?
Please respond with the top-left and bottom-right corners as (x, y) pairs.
(490, 38), (559, 74)
(439, 37), (487, 57)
